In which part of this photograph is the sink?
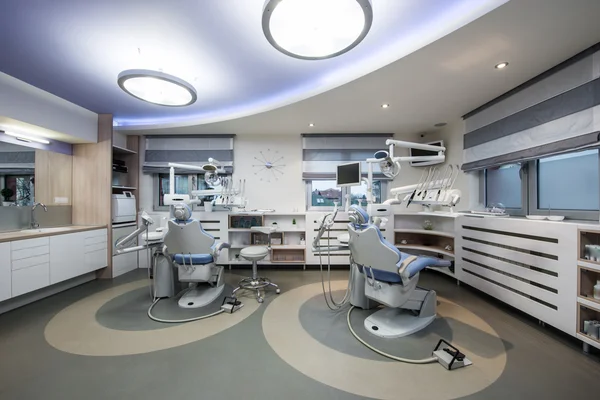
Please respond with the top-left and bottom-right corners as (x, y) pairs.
(20, 227), (70, 234)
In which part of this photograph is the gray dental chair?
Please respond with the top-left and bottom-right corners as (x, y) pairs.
(163, 203), (230, 308)
(348, 205), (452, 338)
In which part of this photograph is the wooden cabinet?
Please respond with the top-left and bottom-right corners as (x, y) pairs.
(0, 243), (11, 301)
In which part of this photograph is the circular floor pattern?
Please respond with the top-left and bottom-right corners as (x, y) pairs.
(262, 280), (507, 400)
(96, 284), (234, 331)
(44, 278), (260, 356)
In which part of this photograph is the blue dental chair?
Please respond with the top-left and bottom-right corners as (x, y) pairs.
(347, 205), (452, 338)
(163, 203), (230, 309)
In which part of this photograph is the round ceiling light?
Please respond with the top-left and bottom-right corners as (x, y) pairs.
(495, 62), (509, 69)
(262, 0), (373, 60)
(117, 69), (197, 106)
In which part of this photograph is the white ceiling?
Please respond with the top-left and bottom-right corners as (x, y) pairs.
(124, 0), (600, 136)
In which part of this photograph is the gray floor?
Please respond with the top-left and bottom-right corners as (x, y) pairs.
(0, 268), (599, 400)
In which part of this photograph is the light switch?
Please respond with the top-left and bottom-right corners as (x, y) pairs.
(54, 197), (69, 204)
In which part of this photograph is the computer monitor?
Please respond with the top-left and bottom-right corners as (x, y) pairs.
(336, 162), (362, 187)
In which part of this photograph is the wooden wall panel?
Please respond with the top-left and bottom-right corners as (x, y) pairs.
(72, 114), (113, 278)
(34, 150), (73, 205)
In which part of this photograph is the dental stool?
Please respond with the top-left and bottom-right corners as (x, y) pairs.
(347, 205), (452, 338)
(233, 226), (281, 303)
(163, 203), (230, 309)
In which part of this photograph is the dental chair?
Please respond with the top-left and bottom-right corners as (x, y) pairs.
(347, 205), (452, 338)
(163, 203), (230, 309)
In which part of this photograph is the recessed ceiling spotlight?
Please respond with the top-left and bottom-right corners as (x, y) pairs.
(495, 62), (509, 69)
(117, 69), (197, 106)
(262, 0), (373, 60)
(434, 122), (447, 127)
(309, 123), (315, 127)
(381, 103), (390, 109)
(3, 131), (50, 144)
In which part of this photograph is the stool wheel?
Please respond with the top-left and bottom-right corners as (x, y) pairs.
(258, 297), (264, 303)
(276, 289), (281, 294)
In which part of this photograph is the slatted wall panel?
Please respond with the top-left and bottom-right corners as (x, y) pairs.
(455, 216), (577, 336)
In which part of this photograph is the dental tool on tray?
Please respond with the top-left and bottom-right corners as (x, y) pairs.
(391, 164), (462, 211)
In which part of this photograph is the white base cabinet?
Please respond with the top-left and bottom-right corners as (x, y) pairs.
(0, 228), (108, 302)
(0, 243), (11, 301)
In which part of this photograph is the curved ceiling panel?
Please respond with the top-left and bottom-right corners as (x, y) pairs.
(0, 0), (507, 130)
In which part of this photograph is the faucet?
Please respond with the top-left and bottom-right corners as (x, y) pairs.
(31, 202), (47, 229)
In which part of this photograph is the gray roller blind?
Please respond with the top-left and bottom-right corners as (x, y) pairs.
(0, 150), (35, 175)
(302, 133), (394, 180)
(462, 44), (600, 171)
(143, 135), (235, 174)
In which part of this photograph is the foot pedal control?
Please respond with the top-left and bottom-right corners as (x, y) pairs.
(221, 296), (244, 313)
(432, 339), (472, 370)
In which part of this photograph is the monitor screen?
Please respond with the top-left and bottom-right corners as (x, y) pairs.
(410, 140), (444, 166)
(336, 162), (361, 187)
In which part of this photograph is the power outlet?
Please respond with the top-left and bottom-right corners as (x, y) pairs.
(54, 197), (69, 204)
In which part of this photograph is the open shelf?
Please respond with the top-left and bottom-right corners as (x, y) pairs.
(427, 266), (455, 277)
(578, 266), (600, 306)
(394, 229), (454, 238)
(577, 303), (600, 347)
(578, 229), (600, 265)
(112, 145), (137, 155)
(271, 248), (305, 263)
(112, 186), (137, 190)
(229, 214), (263, 229)
(396, 244), (455, 258)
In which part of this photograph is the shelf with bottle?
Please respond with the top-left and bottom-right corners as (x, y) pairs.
(579, 266), (600, 306)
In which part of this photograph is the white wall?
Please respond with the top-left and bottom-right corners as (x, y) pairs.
(389, 120), (475, 213)
(232, 134), (304, 212)
(0, 72), (98, 143)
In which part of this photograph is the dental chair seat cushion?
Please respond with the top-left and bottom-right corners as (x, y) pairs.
(173, 253), (214, 265)
(240, 246), (269, 261)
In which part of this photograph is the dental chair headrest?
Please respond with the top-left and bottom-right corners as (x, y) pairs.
(349, 205), (369, 225)
(173, 203), (192, 222)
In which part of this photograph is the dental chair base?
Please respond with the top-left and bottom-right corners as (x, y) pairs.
(364, 289), (437, 338)
(178, 265), (225, 309)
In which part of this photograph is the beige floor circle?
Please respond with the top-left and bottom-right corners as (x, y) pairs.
(262, 280), (507, 400)
(45, 278), (260, 356)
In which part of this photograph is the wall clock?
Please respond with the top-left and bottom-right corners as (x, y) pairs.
(252, 149), (285, 182)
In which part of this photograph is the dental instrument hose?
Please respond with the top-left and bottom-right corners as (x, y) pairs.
(318, 212), (352, 310)
(346, 306), (438, 364)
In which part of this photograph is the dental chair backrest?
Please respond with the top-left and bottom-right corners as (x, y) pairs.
(164, 203), (215, 256)
(347, 205), (401, 274)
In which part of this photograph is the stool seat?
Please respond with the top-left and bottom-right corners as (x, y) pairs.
(240, 246), (269, 261)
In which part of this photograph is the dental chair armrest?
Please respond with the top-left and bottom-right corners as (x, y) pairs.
(397, 255), (418, 285)
(212, 242), (231, 257)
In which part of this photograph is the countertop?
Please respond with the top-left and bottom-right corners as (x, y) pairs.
(0, 225), (107, 243)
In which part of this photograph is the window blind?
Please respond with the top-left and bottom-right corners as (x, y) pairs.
(462, 43), (600, 171)
(302, 133), (394, 180)
(0, 150), (35, 174)
(143, 135), (235, 174)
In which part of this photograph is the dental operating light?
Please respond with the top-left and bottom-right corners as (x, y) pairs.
(262, 0), (373, 60)
(117, 69), (197, 106)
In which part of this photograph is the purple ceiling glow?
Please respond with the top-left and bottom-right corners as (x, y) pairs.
(0, 0), (507, 130)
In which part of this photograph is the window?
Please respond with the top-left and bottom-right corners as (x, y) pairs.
(158, 174), (191, 207)
(484, 163), (524, 211)
(155, 174), (227, 210)
(481, 149), (600, 220)
(536, 150), (599, 210)
(4, 175), (35, 206)
(306, 180), (385, 210)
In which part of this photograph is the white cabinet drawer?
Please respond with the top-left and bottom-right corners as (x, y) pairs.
(12, 263), (50, 297)
(12, 254), (50, 271)
(85, 249), (108, 272)
(0, 243), (11, 301)
(85, 242), (107, 253)
(11, 245), (50, 261)
(84, 228), (107, 238)
(11, 237), (49, 251)
(85, 235), (107, 246)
